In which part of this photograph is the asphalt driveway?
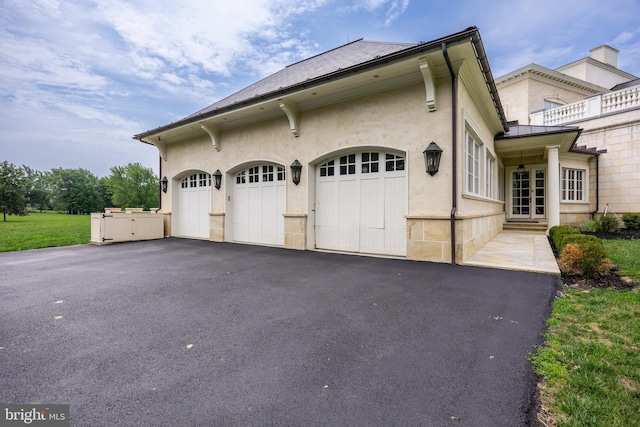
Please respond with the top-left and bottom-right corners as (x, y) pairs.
(0, 239), (557, 426)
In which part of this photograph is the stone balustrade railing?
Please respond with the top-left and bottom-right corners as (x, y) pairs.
(530, 85), (640, 126)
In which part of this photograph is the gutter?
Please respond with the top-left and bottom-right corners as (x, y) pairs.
(468, 31), (509, 133)
(442, 42), (457, 265)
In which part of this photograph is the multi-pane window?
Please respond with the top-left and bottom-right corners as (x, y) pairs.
(385, 154), (404, 171)
(340, 154), (356, 175)
(320, 160), (335, 177)
(182, 173), (211, 188)
(486, 153), (495, 199)
(249, 166), (260, 183)
(319, 152), (405, 177)
(262, 165), (274, 182)
(562, 168), (585, 201)
(361, 152), (379, 174)
(199, 173), (210, 187)
(236, 165), (285, 184)
(466, 133), (481, 195)
(544, 100), (563, 110)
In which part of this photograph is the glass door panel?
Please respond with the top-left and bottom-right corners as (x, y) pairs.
(512, 171), (530, 217)
(534, 169), (545, 218)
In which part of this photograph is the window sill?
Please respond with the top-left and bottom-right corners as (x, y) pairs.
(462, 192), (505, 204)
(561, 200), (590, 204)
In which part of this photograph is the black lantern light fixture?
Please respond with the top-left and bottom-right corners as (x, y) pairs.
(213, 169), (222, 190)
(160, 176), (168, 193)
(290, 159), (302, 185)
(516, 150), (526, 176)
(423, 142), (443, 176)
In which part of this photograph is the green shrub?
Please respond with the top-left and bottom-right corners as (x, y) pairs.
(560, 233), (601, 252)
(622, 213), (640, 230)
(598, 215), (620, 234)
(552, 227), (580, 251)
(558, 241), (611, 277)
(580, 240), (612, 276)
(579, 219), (599, 233)
(549, 225), (573, 241)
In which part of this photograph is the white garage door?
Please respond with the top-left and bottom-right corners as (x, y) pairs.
(178, 173), (211, 239)
(315, 151), (406, 256)
(233, 164), (286, 245)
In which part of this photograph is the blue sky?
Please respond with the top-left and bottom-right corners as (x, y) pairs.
(1, 0), (639, 177)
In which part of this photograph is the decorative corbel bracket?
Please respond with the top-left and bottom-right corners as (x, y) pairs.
(201, 124), (221, 151)
(278, 99), (300, 137)
(419, 56), (437, 112)
(151, 137), (168, 161)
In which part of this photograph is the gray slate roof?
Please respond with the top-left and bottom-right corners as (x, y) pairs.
(185, 39), (415, 119)
(496, 123), (581, 139)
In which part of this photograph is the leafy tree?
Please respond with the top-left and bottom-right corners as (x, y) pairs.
(0, 161), (28, 221)
(105, 163), (159, 210)
(98, 177), (113, 208)
(22, 166), (53, 212)
(50, 168), (104, 214)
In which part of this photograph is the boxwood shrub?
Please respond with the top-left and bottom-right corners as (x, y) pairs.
(551, 226), (581, 252)
(559, 234), (602, 252)
(598, 215), (620, 234)
(622, 213), (640, 230)
(558, 241), (611, 277)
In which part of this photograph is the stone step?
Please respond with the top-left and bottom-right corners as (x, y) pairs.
(502, 222), (548, 233)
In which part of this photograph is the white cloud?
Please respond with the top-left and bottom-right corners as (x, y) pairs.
(340, 0), (410, 26)
(481, 0), (640, 77)
(384, 0), (410, 26)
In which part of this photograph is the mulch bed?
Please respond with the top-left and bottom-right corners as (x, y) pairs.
(551, 229), (639, 291)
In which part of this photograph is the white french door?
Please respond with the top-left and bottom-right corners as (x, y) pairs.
(510, 167), (545, 220)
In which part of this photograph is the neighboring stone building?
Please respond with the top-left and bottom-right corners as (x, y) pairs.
(134, 27), (638, 264)
(497, 45), (640, 224)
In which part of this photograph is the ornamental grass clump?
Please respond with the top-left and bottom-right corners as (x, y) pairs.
(558, 241), (612, 277)
(579, 219), (599, 233)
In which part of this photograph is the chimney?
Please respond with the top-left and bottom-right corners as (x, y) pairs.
(590, 45), (618, 68)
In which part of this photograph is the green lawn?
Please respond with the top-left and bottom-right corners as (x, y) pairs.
(603, 239), (640, 283)
(533, 238), (640, 427)
(0, 212), (91, 252)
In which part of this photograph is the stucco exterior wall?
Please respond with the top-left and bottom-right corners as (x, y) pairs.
(157, 74), (508, 263)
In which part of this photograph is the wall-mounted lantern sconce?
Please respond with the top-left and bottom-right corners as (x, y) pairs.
(160, 176), (168, 193)
(423, 142), (443, 176)
(213, 170), (222, 190)
(516, 151), (526, 176)
(290, 159), (302, 185)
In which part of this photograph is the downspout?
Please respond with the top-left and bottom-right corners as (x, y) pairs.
(594, 154), (600, 217)
(442, 42), (457, 265)
(159, 154), (163, 211)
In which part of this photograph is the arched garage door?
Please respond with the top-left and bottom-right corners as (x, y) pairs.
(315, 151), (406, 256)
(233, 164), (286, 245)
(177, 173), (211, 239)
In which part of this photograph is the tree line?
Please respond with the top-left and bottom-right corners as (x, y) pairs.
(0, 161), (159, 221)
